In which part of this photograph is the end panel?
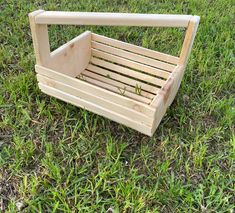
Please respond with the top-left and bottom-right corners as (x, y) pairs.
(48, 31), (92, 77)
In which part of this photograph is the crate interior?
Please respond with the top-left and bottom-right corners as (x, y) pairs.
(75, 32), (178, 105)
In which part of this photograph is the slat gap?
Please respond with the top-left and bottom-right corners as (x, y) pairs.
(79, 71), (152, 104)
(86, 63), (160, 94)
(92, 49), (172, 79)
(91, 55), (168, 81)
(91, 57), (166, 87)
(80, 70), (155, 99)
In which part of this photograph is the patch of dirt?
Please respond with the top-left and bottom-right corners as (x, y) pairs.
(202, 115), (217, 129)
(0, 168), (20, 212)
(189, 171), (205, 186)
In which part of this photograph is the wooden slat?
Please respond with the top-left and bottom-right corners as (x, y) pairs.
(39, 83), (152, 135)
(92, 33), (179, 65)
(80, 72), (152, 104)
(92, 41), (176, 72)
(35, 11), (192, 28)
(81, 70), (155, 99)
(37, 74), (153, 125)
(91, 57), (166, 87)
(35, 65), (156, 117)
(86, 64), (160, 94)
(92, 49), (171, 79)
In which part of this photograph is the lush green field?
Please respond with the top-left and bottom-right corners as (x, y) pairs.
(0, 0), (234, 212)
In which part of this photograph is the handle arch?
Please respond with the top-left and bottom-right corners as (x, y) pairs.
(29, 10), (200, 66)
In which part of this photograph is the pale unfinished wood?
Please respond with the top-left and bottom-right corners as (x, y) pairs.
(90, 57), (166, 87)
(37, 74), (153, 125)
(47, 31), (91, 77)
(179, 16), (200, 65)
(35, 65), (155, 117)
(92, 49), (171, 79)
(78, 72), (152, 104)
(150, 65), (184, 134)
(151, 65), (183, 107)
(35, 11), (192, 27)
(81, 70), (155, 99)
(86, 64), (160, 94)
(92, 41), (176, 72)
(149, 16), (200, 134)
(39, 83), (152, 135)
(29, 10), (200, 136)
(29, 10), (91, 76)
(29, 10), (50, 66)
(92, 33), (179, 65)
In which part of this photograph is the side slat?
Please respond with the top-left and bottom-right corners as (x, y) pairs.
(92, 33), (179, 65)
(37, 74), (153, 125)
(81, 71), (155, 99)
(92, 41), (176, 72)
(38, 83), (152, 135)
(92, 49), (170, 79)
(91, 57), (166, 87)
(86, 64), (160, 94)
(35, 65), (156, 117)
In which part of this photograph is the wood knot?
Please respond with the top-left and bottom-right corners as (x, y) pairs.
(46, 81), (55, 88)
(70, 43), (75, 48)
(133, 104), (142, 112)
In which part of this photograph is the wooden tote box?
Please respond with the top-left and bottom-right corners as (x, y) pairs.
(29, 10), (200, 136)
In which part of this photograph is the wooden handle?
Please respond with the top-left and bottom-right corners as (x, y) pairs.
(34, 11), (193, 27)
(29, 10), (200, 68)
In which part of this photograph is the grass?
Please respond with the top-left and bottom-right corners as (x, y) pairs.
(0, 0), (234, 212)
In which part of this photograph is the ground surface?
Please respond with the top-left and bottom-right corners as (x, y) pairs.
(0, 0), (234, 212)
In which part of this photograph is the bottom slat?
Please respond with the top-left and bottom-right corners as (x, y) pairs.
(86, 64), (159, 94)
(38, 83), (152, 136)
(81, 71), (152, 104)
(82, 70), (155, 99)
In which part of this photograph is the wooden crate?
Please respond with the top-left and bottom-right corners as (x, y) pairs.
(29, 10), (200, 136)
